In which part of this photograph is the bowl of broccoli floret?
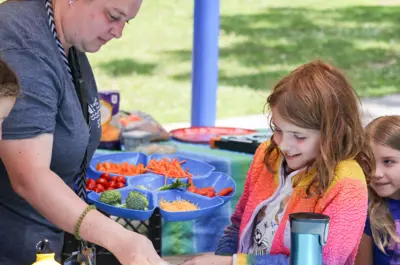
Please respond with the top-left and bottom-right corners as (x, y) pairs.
(87, 188), (154, 221)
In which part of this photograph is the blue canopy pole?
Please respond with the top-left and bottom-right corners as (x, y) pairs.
(190, 0), (220, 127)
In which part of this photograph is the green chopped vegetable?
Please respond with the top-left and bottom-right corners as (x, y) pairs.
(158, 179), (190, 191)
(126, 191), (149, 210)
(99, 190), (122, 205)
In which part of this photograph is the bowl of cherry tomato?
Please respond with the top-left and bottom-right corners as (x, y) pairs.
(86, 172), (127, 193)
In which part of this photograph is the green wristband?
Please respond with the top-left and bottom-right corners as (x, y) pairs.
(74, 205), (96, 240)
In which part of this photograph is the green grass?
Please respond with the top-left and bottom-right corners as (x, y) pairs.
(88, 0), (400, 123)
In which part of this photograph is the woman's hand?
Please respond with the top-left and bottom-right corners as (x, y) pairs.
(107, 229), (169, 265)
(180, 254), (233, 265)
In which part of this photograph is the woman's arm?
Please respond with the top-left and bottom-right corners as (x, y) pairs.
(355, 234), (373, 265)
(0, 134), (166, 265)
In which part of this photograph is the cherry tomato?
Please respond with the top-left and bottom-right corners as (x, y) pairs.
(86, 182), (96, 191)
(94, 188), (100, 193)
(110, 176), (118, 182)
(96, 178), (108, 186)
(86, 178), (95, 185)
(108, 181), (116, 188)
(116, 176), (126, 184)
(96, 184), (105, 192)
(115, 182), (125, 189)
(106, 187), (115, 190)
(100, 173), (110, 181)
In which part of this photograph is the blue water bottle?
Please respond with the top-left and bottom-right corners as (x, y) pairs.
(289, 212), (330, 265)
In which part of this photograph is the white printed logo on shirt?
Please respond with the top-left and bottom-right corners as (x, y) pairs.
(88, 98), (101, 128)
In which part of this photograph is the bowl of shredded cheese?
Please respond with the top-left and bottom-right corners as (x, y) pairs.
(157, 190), (224, 222)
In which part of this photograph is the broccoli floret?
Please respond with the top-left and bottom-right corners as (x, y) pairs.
(127, 191), (147, 204)
(99, 190), (122, 205)
(114, 203), (127, 209)
(125, 191), (149, 210)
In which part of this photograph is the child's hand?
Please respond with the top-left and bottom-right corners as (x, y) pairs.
(180, 254), (232, 265)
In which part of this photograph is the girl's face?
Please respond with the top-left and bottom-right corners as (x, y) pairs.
(0, 97), (15, 140)
(370, 142), (400, 200)
(271, 107), (321, 171)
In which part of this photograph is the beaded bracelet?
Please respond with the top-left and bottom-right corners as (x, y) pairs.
(74, 205), (97, 240)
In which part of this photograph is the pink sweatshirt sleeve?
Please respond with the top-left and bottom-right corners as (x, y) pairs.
(215, 153), (256, 255)
(320, 178), (368, 265)
(231, 168), (253, 226)
(215, 143), (268, 255)
(231, 142), (268, 227)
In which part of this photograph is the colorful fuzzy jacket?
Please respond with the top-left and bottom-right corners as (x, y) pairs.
(215, 141), (368, 265)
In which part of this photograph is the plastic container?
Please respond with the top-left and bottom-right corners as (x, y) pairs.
(86, 153), (234, 222)
(89, 152), (215, 179)
(87, 187), (224, 222)
(87, 188), (155, 221)
(158, 190), (224, 222)
(99, 91), (121, 150)
(121, 130), (153, 151)
(89, 152), (148, 177)
(190, 172), (236, 204)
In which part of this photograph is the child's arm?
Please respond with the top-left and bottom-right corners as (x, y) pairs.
(216, 141), (269, 256)
(320, 178), (368, 265)
(233, 253), (289, 265)
(354, 234), (373, 265)
(215, 165), (255, 255)
(215, 222), (240, 255)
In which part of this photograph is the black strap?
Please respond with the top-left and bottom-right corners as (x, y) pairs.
(68, 47), (89, 124)
(68, 47), (89, 200)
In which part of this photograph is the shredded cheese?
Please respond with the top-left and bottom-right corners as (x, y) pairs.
(159, 199), (199, 212)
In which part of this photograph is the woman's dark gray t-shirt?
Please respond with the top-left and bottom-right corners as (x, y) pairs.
(0, 0), (102, 264)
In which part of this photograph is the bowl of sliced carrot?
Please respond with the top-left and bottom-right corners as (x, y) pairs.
(90, 152), (148, 176)
(187, 172), (236, 204)
(147, 154), (215, 179)
(89, 152), (215, 179)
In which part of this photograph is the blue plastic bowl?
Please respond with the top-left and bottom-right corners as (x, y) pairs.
(149, 154), (215, 179)
(87, 187), (155, 221)
(128, 173), (189, 192)
(90, 152), (215, 179)
(191, 172), (236, 204)
(157, 190), (224, 222)
(85, 153), (234, 222)
(89, 152), (148, 176)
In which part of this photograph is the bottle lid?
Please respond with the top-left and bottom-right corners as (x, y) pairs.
(290, 212), (330, 222)
(36, 239), (53, 254)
